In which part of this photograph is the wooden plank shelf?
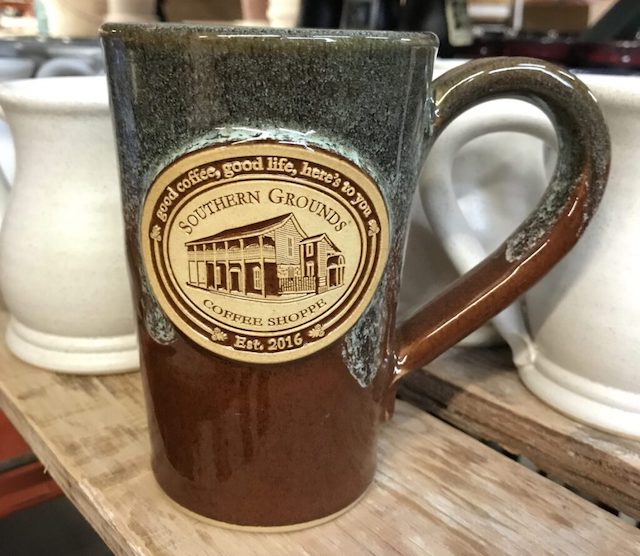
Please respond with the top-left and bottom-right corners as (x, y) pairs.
(399, 347), (640, 521)
(0, 312), (639, 554)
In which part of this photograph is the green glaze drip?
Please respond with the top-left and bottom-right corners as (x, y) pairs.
(102, 24), (436, 384)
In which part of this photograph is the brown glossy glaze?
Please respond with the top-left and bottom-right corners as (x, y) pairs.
(126, 227), (401, 527)
(124, 195), (403, 526)
(137, 305), (397, 527)
(397, 178), (589, 375)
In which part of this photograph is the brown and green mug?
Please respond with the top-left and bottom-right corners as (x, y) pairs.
(101, 24), (610, 530)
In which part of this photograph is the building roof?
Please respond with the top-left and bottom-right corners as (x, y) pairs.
(185, 213), (307, 245)
(299, 233), (341, 252)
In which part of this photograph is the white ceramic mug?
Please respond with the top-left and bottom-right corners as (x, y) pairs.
(40, 0), (105, 37)
(35, 56), (103, 78)
(421, 72), (640, 438)
(0, 58), (36, 82)
(105, 0), (159, 23)
(267, 0), (301, 27)
(0, 76), (138, 374)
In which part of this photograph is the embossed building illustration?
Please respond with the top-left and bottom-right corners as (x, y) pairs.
(185, 213), (345, 298)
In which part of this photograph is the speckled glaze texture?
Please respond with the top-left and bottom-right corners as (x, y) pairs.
(101, 24), (610, 528)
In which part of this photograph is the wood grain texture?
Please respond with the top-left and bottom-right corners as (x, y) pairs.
(399, 347), (640, 521)
(0, 316), (639, 554)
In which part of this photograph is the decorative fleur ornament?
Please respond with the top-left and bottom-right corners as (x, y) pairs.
(210, 327), (228, 342)
(308, 324), (326, 338)
(150, 225), (162, 242)
(367, 219), (380, 237)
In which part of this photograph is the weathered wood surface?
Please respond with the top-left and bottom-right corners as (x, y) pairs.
(1, 319), (639, 554)
(399, 347), (640, 521)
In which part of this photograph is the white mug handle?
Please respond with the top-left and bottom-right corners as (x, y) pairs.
(419, 106), (557, 366)
(0, 106), (11, 222)
(35, 57), (100, 79)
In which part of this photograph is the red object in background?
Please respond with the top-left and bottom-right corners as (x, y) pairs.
(0, 409), (29, 460)
(0, 411), (62, 518)
(574, 41), (640, 71)
(504, 37), (575, 64)
(0, 1), (34, 17)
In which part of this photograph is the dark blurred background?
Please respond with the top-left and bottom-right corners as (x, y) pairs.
(1, 1), (639, 70)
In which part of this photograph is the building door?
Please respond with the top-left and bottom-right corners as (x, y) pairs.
(230, 268), (241, 292)
(328, 267), (336, 287)
(217, 263), (227, 290)
(206, 263), (216, 289)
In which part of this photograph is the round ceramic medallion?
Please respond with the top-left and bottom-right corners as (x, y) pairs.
(142, 141), (389, 363)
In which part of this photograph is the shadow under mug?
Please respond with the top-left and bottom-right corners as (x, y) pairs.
(101, 25), (610, 529)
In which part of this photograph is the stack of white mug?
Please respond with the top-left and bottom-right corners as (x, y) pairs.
(400, 61), (640, 438)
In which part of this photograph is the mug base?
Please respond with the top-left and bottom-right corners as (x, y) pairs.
(518, 356), (640, 439)
(161, 484), (370, 533)
(6, 316), (139, 374)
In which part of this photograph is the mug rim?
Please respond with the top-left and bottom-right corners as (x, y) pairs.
(576, 70), (640, 90)
(100, 22), (439, 48)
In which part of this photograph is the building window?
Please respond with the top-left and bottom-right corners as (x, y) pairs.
(305, 243), (314, 257)
(215, 266), (221, 285)
(253, 267), (262, 289)
(287, 237), (294, 258)
(306, 262), (315, 277)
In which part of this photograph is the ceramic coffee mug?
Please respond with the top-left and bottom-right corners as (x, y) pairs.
(0, 76), (138, 373)
(101, 24), (610, 529)
(35, 56), (103, 78)
(421, 73), (640, 438)
(0, 57), (36, 81)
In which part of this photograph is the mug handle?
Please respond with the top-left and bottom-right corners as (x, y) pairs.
(393, 57), (610, 382)
(418, 105), (558, 368)
(0, 107), (11, 216)
(35, 57), (99, 79)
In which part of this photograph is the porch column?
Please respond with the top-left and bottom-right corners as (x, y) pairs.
(212, 242), (217, 289)
(225, 240), (230, 291)
(239, 238), (246, 295)
(259, 235), (266, 297)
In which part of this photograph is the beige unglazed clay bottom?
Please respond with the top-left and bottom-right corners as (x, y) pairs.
(162, 484), (371, 533)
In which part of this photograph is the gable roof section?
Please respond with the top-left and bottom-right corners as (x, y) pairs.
(299, 233), (341, 252)
(185, 213), (307, 245)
